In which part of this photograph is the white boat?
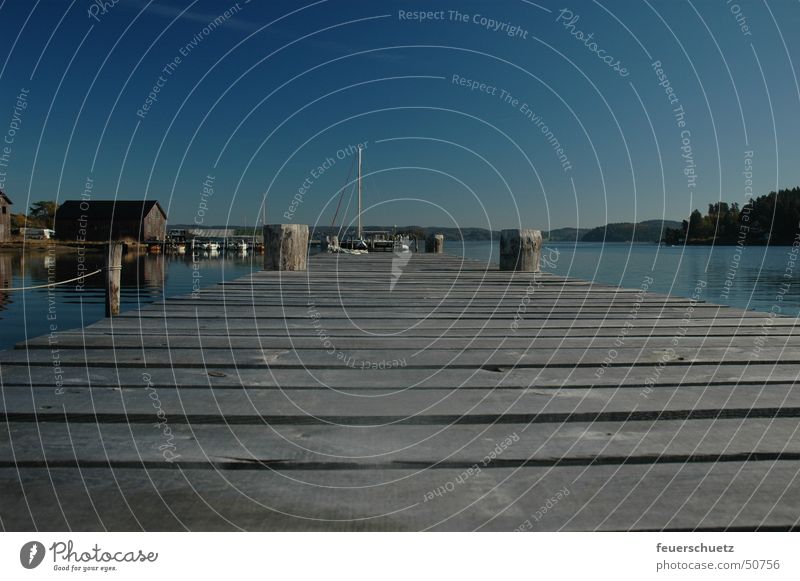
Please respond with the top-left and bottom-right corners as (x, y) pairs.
(340, 237), (368, 251)
(194, 238), (219, 252)
(394, 235), (410, 252)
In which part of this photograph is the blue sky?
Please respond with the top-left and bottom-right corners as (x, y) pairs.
(1, 0), (799, 231)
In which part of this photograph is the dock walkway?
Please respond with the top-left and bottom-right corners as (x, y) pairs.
(1, 252), (799, 530)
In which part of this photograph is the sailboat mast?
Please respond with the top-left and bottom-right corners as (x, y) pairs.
(357, 144), (363, 240)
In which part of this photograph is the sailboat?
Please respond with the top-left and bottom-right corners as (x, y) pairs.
(338, 145), (369, 251)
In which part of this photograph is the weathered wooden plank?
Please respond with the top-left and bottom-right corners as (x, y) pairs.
(2, 346), (796, 368)
(2, 383), (797, 418)
(158, 291), (695, 299)
(114, 308), (760, 319)
(21, 334), (800, 350)
(1, 462), (798, 531)
(3, 419), (799, 466)
(23, 328), (800, 344)
(79, 315), (799, 331)
(2, 363), (797, 390)
(157, 300), (709, 309)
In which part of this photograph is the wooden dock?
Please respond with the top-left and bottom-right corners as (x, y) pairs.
(1, 252), (799, 531)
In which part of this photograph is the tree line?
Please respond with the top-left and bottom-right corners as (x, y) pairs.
(662, 187), (800, 245)
(11, 200), (58, 229)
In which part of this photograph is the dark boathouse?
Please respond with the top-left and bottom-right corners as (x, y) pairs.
(54, 200), (167, 242)
(0, 191), (11, 242)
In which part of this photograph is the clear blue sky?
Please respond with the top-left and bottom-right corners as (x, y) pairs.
(1, 0), (799, 232)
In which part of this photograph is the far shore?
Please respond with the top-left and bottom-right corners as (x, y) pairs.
(2, 237), (798, 251)
(0, 240), (144, 251)
(676, 239), (799, 246)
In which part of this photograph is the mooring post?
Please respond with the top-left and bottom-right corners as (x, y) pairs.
(104, 242), (123, 317)
(425, 233), (444, 253)
(263, 224), (309, 270)
(500, 229), (542, 271)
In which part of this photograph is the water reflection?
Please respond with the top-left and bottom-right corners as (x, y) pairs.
(15, 247), (162, 290)
(447, 241), (800, 317)
(0, 252), (11, 310)
(0, 246), (260, 351)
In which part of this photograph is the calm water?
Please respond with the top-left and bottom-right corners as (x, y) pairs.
(0, 241), (797, 351)
(0, 247), (260, 351)
(447, 240), (800, 318)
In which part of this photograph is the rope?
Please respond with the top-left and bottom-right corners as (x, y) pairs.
(0, 268), (104, 292)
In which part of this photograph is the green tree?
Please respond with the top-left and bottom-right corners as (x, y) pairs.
(680, 187), (800, 244)
(28, 201), (58, 227)
(661, 227), (682, 245)
(687, 209), (707, 240)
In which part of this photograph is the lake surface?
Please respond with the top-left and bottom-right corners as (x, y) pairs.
(0, 241), (797, 351)
(0, 247), (260, 352)
(447, 240), (800, 318)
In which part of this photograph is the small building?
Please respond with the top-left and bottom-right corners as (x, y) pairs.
(0, 191), (11, 242)
(54, 200), (167, 242)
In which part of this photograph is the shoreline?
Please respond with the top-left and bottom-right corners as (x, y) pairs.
(3, 238), (799, 250)
(0, 240), (146, 251)
(678, 239), (798, 246)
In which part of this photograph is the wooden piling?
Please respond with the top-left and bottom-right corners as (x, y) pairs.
(263, 224), (309, 270)
(104, 242), (123, 317)
(425, 233), (444, 253)
(500, 229), (542, 271)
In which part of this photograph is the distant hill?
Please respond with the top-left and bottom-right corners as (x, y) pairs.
(580, 220), (683, 243)
(170, 221), (682, 242)
(543, 227), (590, 242)
(424, 227), (495, 241)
